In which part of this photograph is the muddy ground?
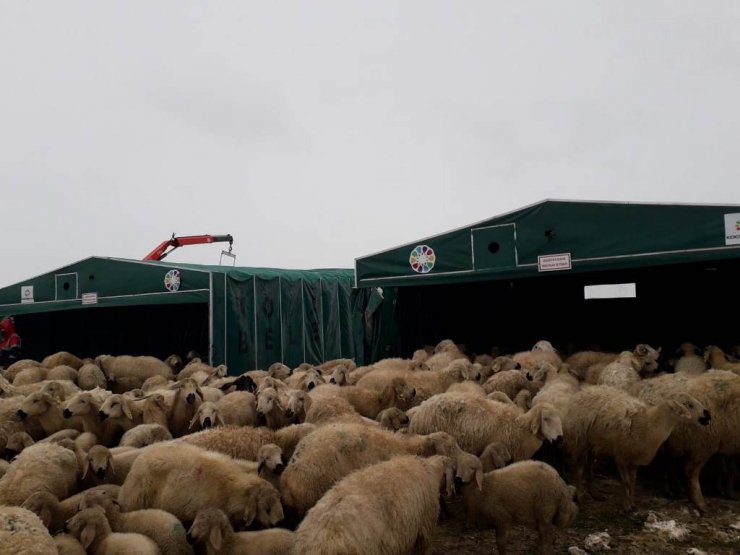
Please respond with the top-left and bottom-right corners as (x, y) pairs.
(429, 473), (740, 554)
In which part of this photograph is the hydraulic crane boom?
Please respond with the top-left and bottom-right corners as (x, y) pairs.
(143, 234), (234, 261)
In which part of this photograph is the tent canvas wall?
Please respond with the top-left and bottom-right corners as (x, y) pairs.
(355, 200), (740, 358)
(0, 257), (375, 372)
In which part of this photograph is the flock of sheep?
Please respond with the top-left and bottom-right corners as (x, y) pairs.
(0, 339), (739, 554)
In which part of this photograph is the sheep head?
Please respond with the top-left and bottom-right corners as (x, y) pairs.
(243, 483), (284, 528)
(453, 450), (484, 492)
(302, 369), (325, 391)
(21, 491), (58, 528)
(666, 393), (711, 426)
(284, 390), (310, 421)
(63, 391), (98, 418)
(84, 445), (115, 480)
(480, 442), (511, 472)
(17, 391), (58, 419)
(256, 387), (282, 421)
(257, 443), (285, 476)
(376, 407), (409, 431)
(98, 394), (133, 421)
(66, 506), (110, 550)
(188, 508), (231, 550)
(267, 363), (291, 381)
(190, 401), (222, 430)
(517, 403), (563, 444)
(329, 365), (349, 385)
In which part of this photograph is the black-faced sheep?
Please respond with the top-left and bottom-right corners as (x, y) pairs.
(462, 460), (578, 555)
(294, 455), (457, 554)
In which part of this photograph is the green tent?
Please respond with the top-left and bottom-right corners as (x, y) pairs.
(0, 257), (376, 372)
(355, 200), (740, 357)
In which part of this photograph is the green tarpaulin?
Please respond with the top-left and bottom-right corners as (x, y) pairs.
(355, 200), (740, 287)
(0, 258), (374, 372)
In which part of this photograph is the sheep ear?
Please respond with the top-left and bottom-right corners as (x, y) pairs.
(243, 495), (257, 527)
(475, 466), (484, 491)
(39, 505), (52, 528)
(81, 459), (90, 480)
(195, 388), (204, 401)
(107, 452), (116, 476)
(122, 399), (133, 420)
(443, 464), (456, 498)
(216, 412), (226, 427)
(636, 344), (648, 356)
(80, 523), (97, 549)
(257, 461), (265, 476)
(209, 524), (223, 551)
(188, 412), (200, 430)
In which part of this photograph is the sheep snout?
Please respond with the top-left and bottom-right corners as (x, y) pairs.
(699, 410), (711, 426)
(62, 408), (73, 419)
(16, 409), (27, 420)
(186, 393), (196, 404)
(98, 410), (108, 421)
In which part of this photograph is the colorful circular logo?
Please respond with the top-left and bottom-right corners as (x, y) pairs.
(409, 245), (436, 274)
(164, 269), (181, 292)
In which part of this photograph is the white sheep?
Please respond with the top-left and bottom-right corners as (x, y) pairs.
(0, 506), (57, 554)
(294, 455), (457, 554)
(704, 345), (740, 374)
(674, 343), (707, 374)
(188, 507), (294, 555)
(629, 371), (740, 513)
(409, 392), (563, 459)
(119, 423), (172, 448)
(53, 533), (87, 555)
(20, 485), (120, 533)
(279, 422), (461, 517)
(79, 488), (191, 555)
(181, 423), (316, 461)
(356, 359), (480, 397)
(0, 441), (78, 505)
(119, 442), (284, 529)
(461, 459), (578, 555)
(77, 363), (108, 390)
(41, 351), (84, 370)
(216, 390), (257, 426)
(562, 385), (710, 510)
(66, 506), (160, 554)
(585, 351), (642, 389)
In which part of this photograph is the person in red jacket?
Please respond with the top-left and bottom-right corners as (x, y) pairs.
(0, 316), (21, 368)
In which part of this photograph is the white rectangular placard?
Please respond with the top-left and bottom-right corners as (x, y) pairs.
(725, 213), (740, 245)
(537, 253), (572, 272)
(20, 285), (34, 303)
(81, 292), (98, 305)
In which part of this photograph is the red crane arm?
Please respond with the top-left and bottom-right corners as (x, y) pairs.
(143, 234), (234, 261)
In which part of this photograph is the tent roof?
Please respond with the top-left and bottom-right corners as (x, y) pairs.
(0, 256), (352, 316)
(355, 199), (740, 287)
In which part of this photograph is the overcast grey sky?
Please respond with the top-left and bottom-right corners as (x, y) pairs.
(2, 1), (739, 286)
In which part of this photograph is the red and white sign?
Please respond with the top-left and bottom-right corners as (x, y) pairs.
(537, 253), (572, 272)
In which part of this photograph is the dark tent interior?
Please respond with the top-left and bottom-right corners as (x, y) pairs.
(13, 303), (209, 362)
(394, 258), (740, 359)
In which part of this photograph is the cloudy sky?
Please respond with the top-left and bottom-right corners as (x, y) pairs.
(2, 1), (739, 286)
